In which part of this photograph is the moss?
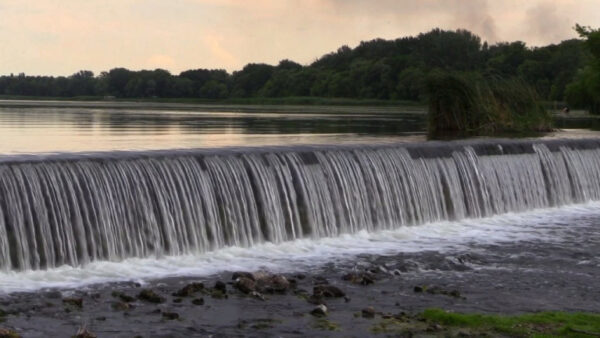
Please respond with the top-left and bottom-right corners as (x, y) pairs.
(313, 318), (341, 331)
(422, 309), (600, 337)
(239, 318), (282, 330)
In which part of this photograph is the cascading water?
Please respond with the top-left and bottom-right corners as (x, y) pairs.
(1, 139), (600, 272)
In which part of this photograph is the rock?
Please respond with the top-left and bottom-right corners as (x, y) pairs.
(111, 302), (132, 311)
(192, 298), (204, 306)
(62, 297), (83, 308)
(234, 277), (256, 294)
(111, 292), (135, 303)
(211, 290), (227, 299)
(0, 328), (20, 338)
(252, 271), (270, 281)
(173, 298), (183, 303)
(162, 312), (179, 320)
(426, 324), (444, 332)
(214, 281), (227, 293)
(137, 289), (165, 303)
(268, 275), (290, 293)
(413, 286), (424, 293)
(250, 291), (266, 301)
(342, 272), (375, 285)
(294, 273), (306, 280)
(312, 276), (329, 285)
(232, 271), (255, 281)
(172, 282), (204, 297)
(310, 304), (328, 317)
(362, 307), (376, 318)
(74, 327), (96, 338)
(254, 274), (291, 294)
(449, 290), (461, 298)
(313, 285), (345, 298)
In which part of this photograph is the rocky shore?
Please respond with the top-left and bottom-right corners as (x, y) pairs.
(1, 234), (599, 337)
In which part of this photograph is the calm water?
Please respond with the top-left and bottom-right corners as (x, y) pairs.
(0, 100), (427, 154)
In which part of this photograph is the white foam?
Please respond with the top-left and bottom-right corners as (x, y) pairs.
(1, 202), (598, 294)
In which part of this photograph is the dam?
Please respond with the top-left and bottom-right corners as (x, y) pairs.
(1, 138), (600, 272)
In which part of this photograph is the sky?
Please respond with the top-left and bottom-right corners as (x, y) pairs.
(0, 0), (599, 76)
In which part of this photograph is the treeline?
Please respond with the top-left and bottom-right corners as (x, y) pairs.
(0, 28), (592, 103)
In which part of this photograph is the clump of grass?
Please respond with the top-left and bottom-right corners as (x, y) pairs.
(313, 318), (341, 331)
(422, 308), (600, 337)
(426, 71), (552, 139)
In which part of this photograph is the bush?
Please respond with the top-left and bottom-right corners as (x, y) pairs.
(426, 71), (552, 138)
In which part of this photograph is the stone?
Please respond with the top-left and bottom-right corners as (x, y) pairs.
(111, 292), (135, 303)
(294, 273), (306, 280)
(313, 285), (345, 298)
(310, 304), (328, 317)
(172, 282), (204, 297)
(231, 271), (255, 281)
(268, 275), (290, 293)
(111, 302), (132, 311)
(342, 272), (375, 285)
(74, 327), (96, 338)
(234, 277), (256, 294)
(312, 276), (329, 285)
(192, 298), (204, 306)
(250, 291), (266, 301)
(162, 312), (179, 320)
(413, 286), (424, 293)
(62, 297), (83, 308)
(449, 290), (461, 298)
(214, 281), (227, 293)
(0, 328), (19, 338)
(362, 307), (376, 318)
(137, 289), (165, 303)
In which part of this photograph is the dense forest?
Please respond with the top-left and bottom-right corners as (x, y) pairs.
(0, 28), (596, 109)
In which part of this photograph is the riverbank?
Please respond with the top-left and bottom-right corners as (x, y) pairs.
(1, 227), (598, 337)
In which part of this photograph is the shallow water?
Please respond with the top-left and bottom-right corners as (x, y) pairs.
(1, 201), (598, 293)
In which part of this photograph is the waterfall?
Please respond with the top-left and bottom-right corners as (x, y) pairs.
(1, 138), (600, 271)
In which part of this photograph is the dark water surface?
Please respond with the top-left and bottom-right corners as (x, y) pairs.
(0, 100), (427, 154)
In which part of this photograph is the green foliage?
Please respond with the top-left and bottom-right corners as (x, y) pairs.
(0, 28), (591, 103)
(566, 25), (600, 114)
(423, 309), (600, 337)
(426, 71), (552, 138)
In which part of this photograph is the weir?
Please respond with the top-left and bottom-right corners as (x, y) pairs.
(1, 138), (600, 272)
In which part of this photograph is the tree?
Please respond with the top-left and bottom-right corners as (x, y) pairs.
(566, 25), (600, 114)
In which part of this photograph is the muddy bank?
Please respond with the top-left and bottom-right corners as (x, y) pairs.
(0, 231), (599, 337)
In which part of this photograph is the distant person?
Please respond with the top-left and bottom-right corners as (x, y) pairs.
(562, 106), (570, 114)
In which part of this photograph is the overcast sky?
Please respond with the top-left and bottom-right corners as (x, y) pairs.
(1, 0), (598, 76)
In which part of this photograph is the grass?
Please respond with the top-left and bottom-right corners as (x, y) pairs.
(313, 318), (341, 331)
(423, 309), (600, 337)
(426, 72), (553, 139)
(371, 309), (600, 337)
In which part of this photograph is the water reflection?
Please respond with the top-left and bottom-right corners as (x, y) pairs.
(0, 102), (427, 154)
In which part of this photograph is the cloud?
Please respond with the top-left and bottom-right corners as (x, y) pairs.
(525, 2), (571, 45)
(145, 55), (177, 70)
(0, 0), (597, 75)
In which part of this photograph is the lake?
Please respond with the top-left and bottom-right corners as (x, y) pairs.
(0, 100), (427, 154)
